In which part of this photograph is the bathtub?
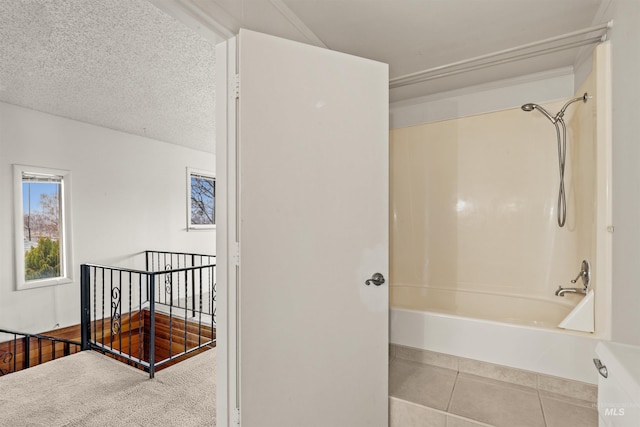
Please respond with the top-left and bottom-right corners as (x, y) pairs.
(390, 285), (602, 384)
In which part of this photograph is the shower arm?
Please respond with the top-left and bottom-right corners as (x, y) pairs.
(556, 93), (589, 121)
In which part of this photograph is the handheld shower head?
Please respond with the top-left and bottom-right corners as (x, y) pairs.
(521, 103), (556, 123)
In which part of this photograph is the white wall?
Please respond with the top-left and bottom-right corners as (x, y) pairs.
(0, 102), (215, 333)
(574, 50), (595, 93)
(606, 0), (640, 345)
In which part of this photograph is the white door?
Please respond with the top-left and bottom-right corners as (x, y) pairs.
(230, 29), (388, 427)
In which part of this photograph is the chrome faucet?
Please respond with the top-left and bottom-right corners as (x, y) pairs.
(555, 260), (590, 297)
(555, 286), (587, 297)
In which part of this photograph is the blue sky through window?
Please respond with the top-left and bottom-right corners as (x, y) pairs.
(22, 182), (59, 213)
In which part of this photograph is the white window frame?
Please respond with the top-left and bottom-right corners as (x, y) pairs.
(13, 164), (73, 290)
(187, 167), (216, 230)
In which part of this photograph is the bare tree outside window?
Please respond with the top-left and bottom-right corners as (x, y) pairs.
(188, 170), (215, 228)
(24, 191), (60, 241)
(14, 165), (73, 290)
(22, 180), (62, 281)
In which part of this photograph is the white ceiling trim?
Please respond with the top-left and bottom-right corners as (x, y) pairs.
(150, 0), (236, 42)
(390, 66), (575, 108)
(573, 0), (615, 68)
(269, 0), (327, 48)
(390, 68), (575, 129)
(389, 22), (610, 89)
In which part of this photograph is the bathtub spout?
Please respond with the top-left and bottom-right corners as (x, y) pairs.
(555, 286), (587, 297)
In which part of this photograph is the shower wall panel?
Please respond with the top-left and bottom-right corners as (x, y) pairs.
(390, 78), (597, 300)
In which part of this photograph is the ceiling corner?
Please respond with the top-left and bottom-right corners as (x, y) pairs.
(148, 0), (234, 43)
(269, 0), (327, 48)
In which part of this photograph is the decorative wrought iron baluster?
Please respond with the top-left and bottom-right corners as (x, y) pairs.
(164, 264), (172, 299)
(111, 286), (121, 336)
(0, 350), (13, 376)
(177, 256), (181, 308)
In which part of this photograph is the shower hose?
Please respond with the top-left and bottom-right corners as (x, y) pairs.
(554, 120), (567, 228)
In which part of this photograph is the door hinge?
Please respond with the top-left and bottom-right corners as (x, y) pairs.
(233, 407), (241, 425)
(231, 73), (240, 99)
(232, 242), (240, 266)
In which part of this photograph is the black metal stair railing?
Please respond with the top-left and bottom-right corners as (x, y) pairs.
(80, 251), (216, 379)
(145, 250), (216, 318)
(0, 329), (82, 376)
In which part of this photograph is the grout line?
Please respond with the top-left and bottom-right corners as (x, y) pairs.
(538, 390), (599, 409)
(396, 345), (597, 396)
(445, 371), (459, 412)
(446, 412), (496, 427)
(391, 396), (495, 427)
(538, 390), (549, 427)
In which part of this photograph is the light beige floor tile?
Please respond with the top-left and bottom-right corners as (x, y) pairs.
(395, 345), (459, 371)
(448, 374), (544, 427)
(390, 397), (447, 427)
(458, 358), (537, 388)
(447, 414), (495, 426)
(537, 374), (597, 403)
(540, 394), (598, 427)
(389, 359), (458, 411)
(456, 372), (538, 394)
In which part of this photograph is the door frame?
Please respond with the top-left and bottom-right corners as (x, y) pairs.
(215, 36), (239, 427)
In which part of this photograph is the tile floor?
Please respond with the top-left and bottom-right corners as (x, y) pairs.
(389, 357), (598, 427)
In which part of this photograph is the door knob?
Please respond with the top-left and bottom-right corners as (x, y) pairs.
(365, 273), (385, 286)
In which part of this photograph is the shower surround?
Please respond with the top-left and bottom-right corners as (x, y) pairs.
(389, 44), (611, 383)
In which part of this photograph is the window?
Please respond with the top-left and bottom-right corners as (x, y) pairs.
(187, 168), (215, 230)
(13, 165), (72, 290)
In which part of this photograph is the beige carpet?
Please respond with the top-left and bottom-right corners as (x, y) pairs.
(0, 349), (216, 426)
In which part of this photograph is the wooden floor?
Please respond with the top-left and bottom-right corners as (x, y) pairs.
(0, 310), (215, 375)
(0, 325), (83, 375)
(142, 309), (215, 370)
(87, 309), (215, 372)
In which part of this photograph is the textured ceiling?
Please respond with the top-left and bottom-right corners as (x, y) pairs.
(0, 0), (216, 153)
(0, 0), (608, 151)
